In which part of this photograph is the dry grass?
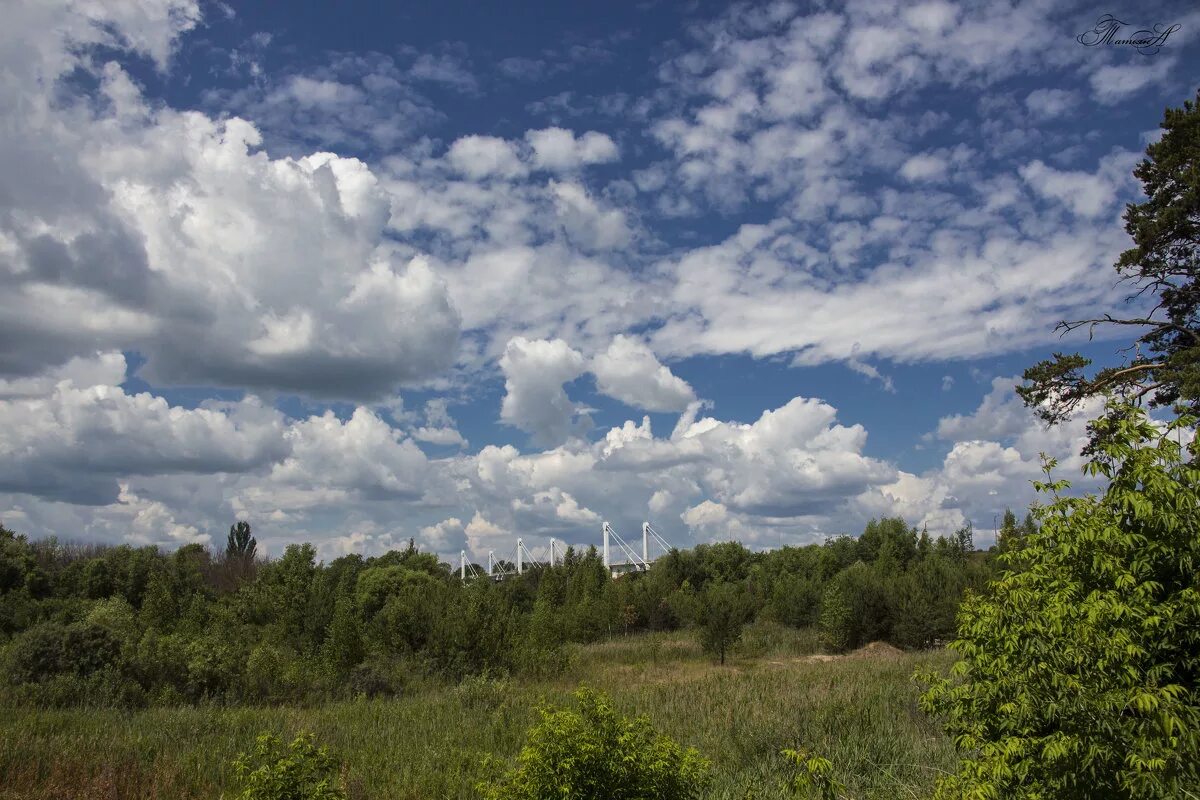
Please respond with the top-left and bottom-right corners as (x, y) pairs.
(0, 625), (957, 799)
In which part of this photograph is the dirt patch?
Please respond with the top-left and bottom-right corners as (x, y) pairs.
(847, 641), (904, 659)
(767, 641), (906, 667)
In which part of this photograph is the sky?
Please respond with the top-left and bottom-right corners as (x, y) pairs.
(1, 0), (1197, 563)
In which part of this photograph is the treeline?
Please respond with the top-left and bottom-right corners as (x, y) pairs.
(0, 515), (1017, 708)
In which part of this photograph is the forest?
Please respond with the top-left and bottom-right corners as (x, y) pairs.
(0, 514), (1001, 709)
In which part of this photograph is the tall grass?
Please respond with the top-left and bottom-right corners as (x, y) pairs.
(0, 627), (956, 799)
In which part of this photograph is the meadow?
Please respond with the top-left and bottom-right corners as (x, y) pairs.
(0, 624), (957, 800)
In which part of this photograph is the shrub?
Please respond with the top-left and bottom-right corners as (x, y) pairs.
(781, 748), (842, 799)
(232, 732), (345, 800)
(481, 686), (710, 800)
(919, 406), (1200, 798)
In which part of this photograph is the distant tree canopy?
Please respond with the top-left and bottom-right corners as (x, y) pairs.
(1019, 89), (1200, 431)
(0, 514), (992, 708)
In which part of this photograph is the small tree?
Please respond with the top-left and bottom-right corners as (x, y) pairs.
(919, 405), (1200, 799)
(698, 580), (750, 665)
(781, 748), (843, 800)
(227, 521), (257, 564)
(817, 578), (853, 654)
(481, 687), (710, 800)
(232, 732), (345, 800)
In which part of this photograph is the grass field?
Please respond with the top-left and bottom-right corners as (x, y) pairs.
(0, 624), (958, 799)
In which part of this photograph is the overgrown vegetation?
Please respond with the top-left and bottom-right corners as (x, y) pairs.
(233, 732), (346, 800)
(920, 405), (1200, 798)
(0, 629), (955, 799)
(480, 686), (710, 800)
(0, 515), (989, 709)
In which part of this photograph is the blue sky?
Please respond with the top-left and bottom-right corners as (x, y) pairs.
(1, 0), (1197, 560)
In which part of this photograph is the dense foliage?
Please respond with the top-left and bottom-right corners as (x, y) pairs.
(920, 405), (1200, 798)
(0, 514), (991, 708)
(1019, 90), (1200, 429)
(481, 687), (710, 800)
(233, 732), (346, 800)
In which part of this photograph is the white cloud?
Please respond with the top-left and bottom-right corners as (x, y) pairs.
(1089, 59), (1175, 105)
(592, 335), (696, 412)
(1024, 88), (1078, 118)
(0, 377), (287, 505)
(446, 135), (528, 180)
(411, 398), (468, 448)
(525, 127), (619, 171)
(1019, 159), (1119, 218)
(549, 181), (632, 250)
(265, 408), (432, 502)
(0, 352), (127, 399)
(420, 517), (467, 553)
(499, 337), (590, 446)
(937, 376), (1031, 442)
(0, 10), (460, 400)
(900, 153), (948, 182)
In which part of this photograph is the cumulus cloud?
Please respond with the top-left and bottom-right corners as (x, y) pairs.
(525, 127), (619, 171)
(549, 181), (632, 250)
(0, 352), (127, 399)
(591, 335), (696, 412)
(899, 153), (948, 182)
(412, 398), (468, 448)
(858, 376), (1108, 546)
(1089, 59), (1175, 105)
(0, 374), (287, 505)
(446, 135), (528, 180)
(937, 377), (1033, 441)
(264, 408), (432, 503)
(2, 0), (1194, 564)
(499, 337), (590, 446)
(1024, 88), (1078, 118)
(420, 516), (467, 552)
(1019, 159), (1122, 218)
(0, 10), (460, 400)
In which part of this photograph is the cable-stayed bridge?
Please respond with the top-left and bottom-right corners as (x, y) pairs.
(459, 521), (673, 581)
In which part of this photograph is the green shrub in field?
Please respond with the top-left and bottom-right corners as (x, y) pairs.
(781, 748), (842, 799)
(920, 406), (1200, 799)
(481, 686), (710, 800)
(232, 732), (345, 800)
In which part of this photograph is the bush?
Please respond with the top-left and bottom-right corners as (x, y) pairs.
(481, 686), (710, 800)
(232, 732), (345, 800)
(919, 406), (1200, 798)
(346, 655), (409, 698)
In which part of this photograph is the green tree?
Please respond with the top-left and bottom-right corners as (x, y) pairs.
(228, 521), (257, 564)
(321, 595), (364, 680)
(481, 687), (710, 800)
(1019, 91), (1200, 428)
(139, 570), (177, 631)
(919, 405), (1200, 798)
(697, 580), (750, 665)
(817, 577), (853, 653)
